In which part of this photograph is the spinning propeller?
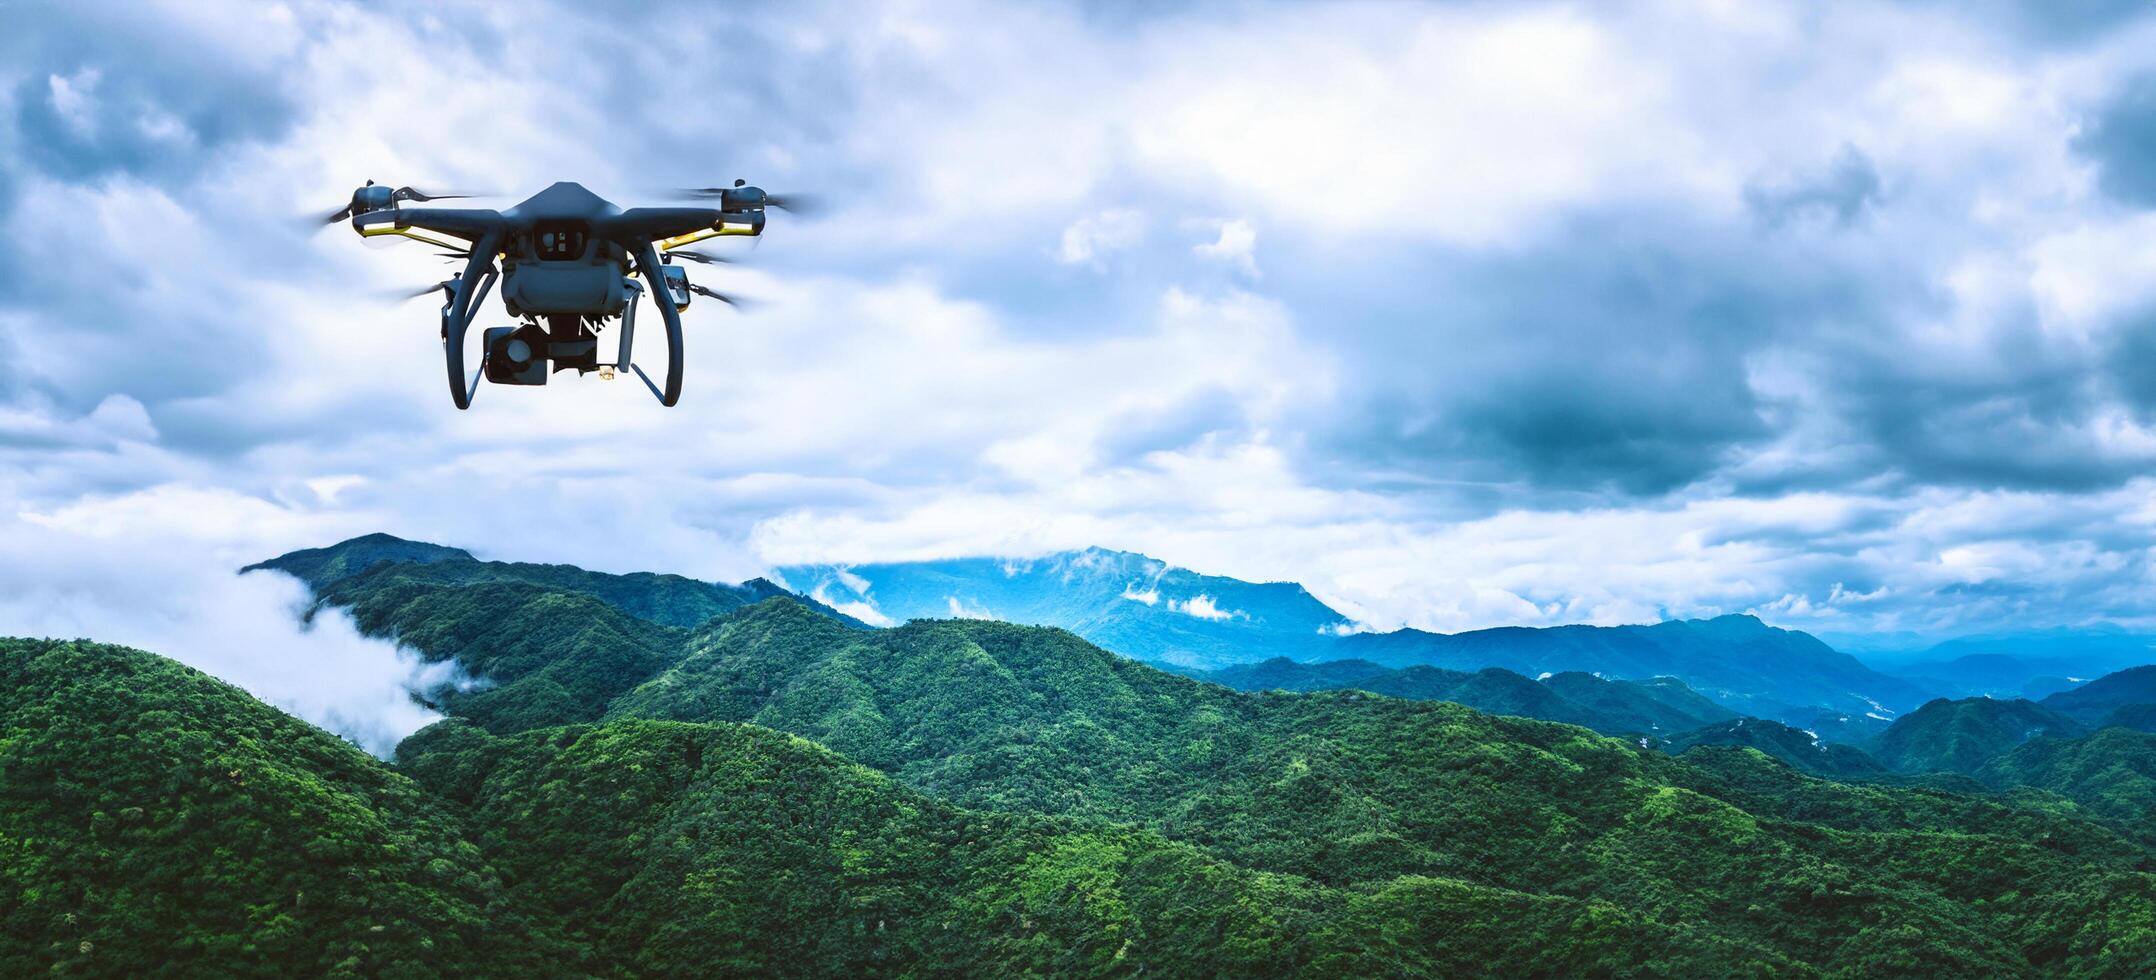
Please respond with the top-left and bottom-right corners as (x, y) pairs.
(685, 282), (752, 309)
(672, 178), (822, 215)
(382, 279), (455, 302)
(313, 180), (482, 226)
(663, 249), (734, 265)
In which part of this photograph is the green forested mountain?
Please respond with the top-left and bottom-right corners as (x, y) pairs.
(2043, 666), (2156, 726)
(1870, 698), (2088, 775)
(396, 718), (1734, 977)
(774, 547), (1935, 725)
(1542, 670), (1740, 733)
(299, 564), (2156, 973)
(2103, 703), (2156, 733)
(1342, 613), (1934, 722)
(1978, 727), (2156, 825)
(1655, 717), (1888, 778)
(15, 538), (2156, 975)
(1195, 656), (1395, 692)
(325, 574), (691, 733)
(1196, 657), (1736, 736)
(1828, 689), (2156, 823)
(0, 638), (562, 977)
(240, 531), (474, 591)
(249, 533), (867, 630)
(7, 637), (1731, 976)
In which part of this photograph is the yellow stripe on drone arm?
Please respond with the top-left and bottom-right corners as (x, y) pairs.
(358, 224), (470, 252)
(655, 221), (763, 252)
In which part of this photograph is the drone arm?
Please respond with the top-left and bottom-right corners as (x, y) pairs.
(356, 207), (507, 241)
(359, 225), (470, 252)
(609, 207), (763, 244)
(442, 229), (505, 410)
(634, 241), (685, 407)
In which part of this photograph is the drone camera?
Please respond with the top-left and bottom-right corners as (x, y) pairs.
(534, 220), (589, 261)
(660, 264), (692, 312)
(484, 324), (550, 386)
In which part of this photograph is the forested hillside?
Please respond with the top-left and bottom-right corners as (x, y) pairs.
(11, 537), (2156, 974)
(1195, 657), (1737, 736)
(2044, 666), (2156, 726)
(397, 718), (1739, 976)
(1870, 698), (2087, 775)
(8, 638), (1738, 975)
(0, 639), (562, 976)
(290, 544), (2156, 973)
(1341, 614), (1932, 722)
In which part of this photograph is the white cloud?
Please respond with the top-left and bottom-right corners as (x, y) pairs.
(0, 512), (456, 757)
(1193, 218), (1258, 277)
(1170, 594), (1239, 621)
(1057, 209), (1147, 266)
(833, 568), (872, 596)
(808, 581), (895, 627)
(1120, 584), (1160, 605)
(45, 69), (101, 138)
(945, 595), (997, 620)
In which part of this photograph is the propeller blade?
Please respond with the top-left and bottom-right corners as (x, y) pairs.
(317, 204), (356, 226)
(762, 192), (822, 215)
(670, 185), (821, 215)
(687, 283), (752, 309)
(392, 186), (483, 204)
(665, 249), (734, 266)
(381, 280), (453, 302)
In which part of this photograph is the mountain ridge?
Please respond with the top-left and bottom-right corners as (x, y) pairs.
(56, 534), (2140, 973)
(1192, 656), (1738, 737)
(777, 544), (1936, 721)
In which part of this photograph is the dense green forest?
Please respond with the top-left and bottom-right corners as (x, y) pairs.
(0, 638), (1758, 976)
(9, 537), (2156, 975)
(1194, 657), (1737, 736)
(0, 639), (558, 976)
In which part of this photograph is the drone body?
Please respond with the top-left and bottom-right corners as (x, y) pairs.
(330, 179), (785, 408)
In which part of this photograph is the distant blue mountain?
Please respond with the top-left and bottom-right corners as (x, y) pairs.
(1854, 627), (2156, 700)
(776, 547), (1351, 668)
(1338, 614), (1935, 720)
(777, 548), (1934, 718)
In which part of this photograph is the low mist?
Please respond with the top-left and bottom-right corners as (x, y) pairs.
(0, 522), (456, 757)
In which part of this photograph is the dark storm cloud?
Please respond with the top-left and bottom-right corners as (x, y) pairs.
(2074, 72), (2156, 208)
(1292, 211), (1888, 497)
(1287, 148), (2156, 506)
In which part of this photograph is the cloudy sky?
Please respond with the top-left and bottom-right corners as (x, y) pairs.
(8, 0), (2156, 669)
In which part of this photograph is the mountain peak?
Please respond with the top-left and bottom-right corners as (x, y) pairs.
(775, 547), (1352, 667)
(241, 533), (473, 590)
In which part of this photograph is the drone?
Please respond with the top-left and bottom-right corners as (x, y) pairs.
(319, 179), (807, 408)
